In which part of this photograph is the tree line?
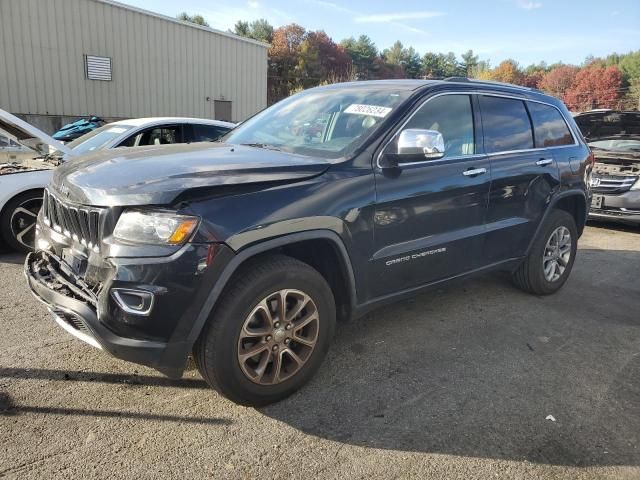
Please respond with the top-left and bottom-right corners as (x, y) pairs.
(177, 13), (640, 111)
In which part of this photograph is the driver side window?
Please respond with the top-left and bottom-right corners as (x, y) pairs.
(403, 94), (475, 158)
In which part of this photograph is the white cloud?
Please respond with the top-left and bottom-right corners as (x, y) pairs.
(611, 10), (620, 16)
(248, 0), (259, 8)
(304, 1), (437, 35)
(355, 11), (445, 23)
(305, 0), (353, 14)
(517, 0), (543, 9)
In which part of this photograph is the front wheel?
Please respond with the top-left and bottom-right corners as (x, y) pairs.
(194, 254), (336, 406)
(512, 209), (578, 295)
(1, 190), (43, 253)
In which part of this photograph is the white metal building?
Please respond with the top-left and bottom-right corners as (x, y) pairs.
(0, 0), (269, 133)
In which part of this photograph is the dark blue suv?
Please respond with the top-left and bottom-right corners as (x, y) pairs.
(26, 78), (593, 405)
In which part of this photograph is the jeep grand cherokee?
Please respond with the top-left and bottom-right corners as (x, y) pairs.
(25, 79), (592, 406)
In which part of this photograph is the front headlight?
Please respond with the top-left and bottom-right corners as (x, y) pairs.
(113, 210), (199, 245)
(631, 178), (640, 191)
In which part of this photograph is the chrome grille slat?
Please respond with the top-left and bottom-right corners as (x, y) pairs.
(592, 174), (638, 194)
(42, 189), (103, 251)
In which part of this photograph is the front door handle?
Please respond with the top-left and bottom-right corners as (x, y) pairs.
(463, 167), (487, 177)
(536, 158), (553, 166)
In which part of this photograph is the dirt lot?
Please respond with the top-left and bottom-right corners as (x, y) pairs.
(0, 223), (638, 479)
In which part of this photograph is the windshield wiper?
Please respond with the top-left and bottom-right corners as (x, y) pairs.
(239, 142), (282, 151)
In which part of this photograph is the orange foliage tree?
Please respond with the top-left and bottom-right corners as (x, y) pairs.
(564, 65), (623, 110)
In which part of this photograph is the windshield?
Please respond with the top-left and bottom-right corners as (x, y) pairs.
(223, 86), (412, 159)
(68, 124), (136, 154)
(589, 138), (640, 152)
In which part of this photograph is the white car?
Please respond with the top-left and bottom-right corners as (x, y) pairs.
(0, 111), (235, 252)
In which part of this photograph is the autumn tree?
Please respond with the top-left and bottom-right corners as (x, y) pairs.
(268, 24), (306, 103)
(296, 30), (351, 87)
(476, 59), (523, 84)
(521, 69), (545, 88)
(177, 12), (209, 27)
(564, 65), (623, 110)
(538, 65), (579, 99)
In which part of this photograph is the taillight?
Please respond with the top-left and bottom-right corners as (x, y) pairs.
(587, 150), (595, 166)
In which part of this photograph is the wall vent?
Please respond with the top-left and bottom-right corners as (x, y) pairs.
(85, 55), (112, 81)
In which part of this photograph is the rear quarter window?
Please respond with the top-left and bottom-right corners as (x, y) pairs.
(527, 102), (574, 147)
(479, 96), (533, 153)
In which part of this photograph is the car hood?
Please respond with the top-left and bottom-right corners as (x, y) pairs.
(0, 108), (74, 157)
(574, 110), (640, 142)
(51, 142), (331, 206)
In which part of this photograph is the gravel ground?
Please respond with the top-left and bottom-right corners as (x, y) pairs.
(0, 223), (639, 479)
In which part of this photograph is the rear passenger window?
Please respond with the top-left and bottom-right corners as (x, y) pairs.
(402, 94), (475, 157)
(479, 96), (533, 153)
(191, 124), (229, 142)
(527, 102), (574, 147)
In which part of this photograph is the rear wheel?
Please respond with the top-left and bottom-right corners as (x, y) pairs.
(194, 254), (336, 406)
(512, 209), (578, 295)
(1, 190), (43, 252)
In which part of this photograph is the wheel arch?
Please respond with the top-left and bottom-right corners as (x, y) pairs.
(186, 230), (358, 347)
(526, 190), (587, 255)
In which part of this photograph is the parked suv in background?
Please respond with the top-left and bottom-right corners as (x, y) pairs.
(574, 110), (640, 226)
(25, 79), (592, 406)
(0, 111), (235, 252)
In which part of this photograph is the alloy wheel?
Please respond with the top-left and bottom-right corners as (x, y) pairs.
(237, 289), (319, 385)
(542, 226), (572, 282)
(10, 197), (42, 250)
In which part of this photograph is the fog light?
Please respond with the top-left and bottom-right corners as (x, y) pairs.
(111, 288), (154, 316)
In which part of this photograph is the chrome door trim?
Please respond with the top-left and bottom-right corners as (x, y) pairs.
(375, 90), (579, 170)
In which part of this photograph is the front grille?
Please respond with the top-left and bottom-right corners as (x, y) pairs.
(42, 189), (103, 251)
(591, 174), (638, 194)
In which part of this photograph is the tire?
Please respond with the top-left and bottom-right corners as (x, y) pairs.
(512, 209), (578, 295)
(194, 254), (336, 406)
(0, 190), (43, 253)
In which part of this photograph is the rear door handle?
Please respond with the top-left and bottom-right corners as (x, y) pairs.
(536, 158), (553, 166)
(462, 167), (487, 176)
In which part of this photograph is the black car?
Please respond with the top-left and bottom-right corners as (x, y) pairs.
(574, 110), (640, 226)
(25, 79), (592, 406)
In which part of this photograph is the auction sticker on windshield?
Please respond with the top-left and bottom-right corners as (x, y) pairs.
(344, 104), (393, 118)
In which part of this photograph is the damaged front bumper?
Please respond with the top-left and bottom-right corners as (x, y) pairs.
(25, 231), (236, 377)
(25, 250), (177, 374)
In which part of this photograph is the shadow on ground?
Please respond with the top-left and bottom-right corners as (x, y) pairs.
(2, 247), (639, 467)
(259, 248), (640, 467)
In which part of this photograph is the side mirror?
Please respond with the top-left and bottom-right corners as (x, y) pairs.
(397, 129), (445, 159)
(378, 128), (446, 169)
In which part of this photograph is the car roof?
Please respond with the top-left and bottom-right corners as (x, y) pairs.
(109, 117), (236, 128)
(310, 78), (558, 103)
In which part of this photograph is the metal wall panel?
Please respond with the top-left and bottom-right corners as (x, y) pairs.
(0, 0), (268, 122)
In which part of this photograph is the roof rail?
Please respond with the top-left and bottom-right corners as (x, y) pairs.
(443, 76), (536, 92)
(443, 76), (471, 82)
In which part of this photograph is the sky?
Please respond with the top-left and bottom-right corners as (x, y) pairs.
(120, 0), (639, 66)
